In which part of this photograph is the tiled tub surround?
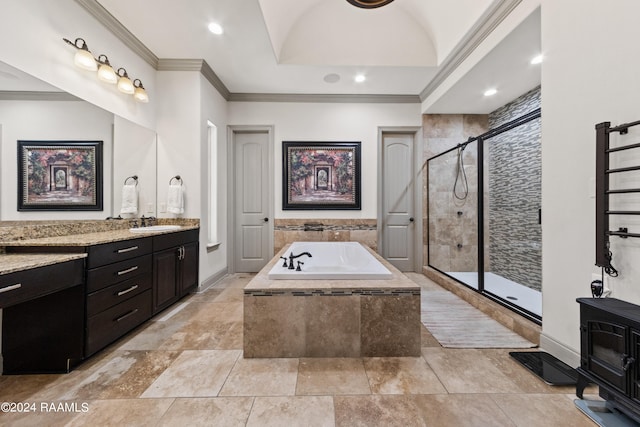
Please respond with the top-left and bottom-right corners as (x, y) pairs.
(244, 242), (420, 358)
(274, 219), (377, 254)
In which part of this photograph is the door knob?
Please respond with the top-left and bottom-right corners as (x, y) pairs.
(409, 217), (414, 222)
(264, 217), (269, 222)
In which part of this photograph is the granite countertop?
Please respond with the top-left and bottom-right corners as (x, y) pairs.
(245, 243), (419, 291)
(0, 253), (87, 275)
(0, 225), (200, 247)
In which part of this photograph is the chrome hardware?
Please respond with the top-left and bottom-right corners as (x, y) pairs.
(116, 284), (139, 297)
(117, 266), (139, 276)
(115, 308), (139, 322)
(117, 246), (139, 254)
(0, 283), (22, 294)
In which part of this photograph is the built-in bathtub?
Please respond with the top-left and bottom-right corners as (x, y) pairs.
(244, 241), (420, 358)
(268, 241), (392, 280)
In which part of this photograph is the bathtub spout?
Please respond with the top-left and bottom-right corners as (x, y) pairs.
(288, 252), (312, 269)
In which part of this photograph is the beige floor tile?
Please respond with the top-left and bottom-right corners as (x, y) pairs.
(405, 272), (443, 292)
(247, 396), (335, 427)
(490, 393), (594, 427)
(334, 395), (427, 427)
(66, 398), (175, 427)
(220, 357), (299, 396)
(420, 324), (441, 348)
(363, 357), (447, 394)
(413, 394), (515, 426)
(0, 401), (84, 426)
(141, 350), (241, 398)
(422, 347), (525, 394)
(159, 397), (254, 426)
(296, 358), (371, 395)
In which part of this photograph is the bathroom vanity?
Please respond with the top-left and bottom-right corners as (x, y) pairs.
(0, 221), (199, 373)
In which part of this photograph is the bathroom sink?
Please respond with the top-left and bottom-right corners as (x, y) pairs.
(129, 225), (182, 233)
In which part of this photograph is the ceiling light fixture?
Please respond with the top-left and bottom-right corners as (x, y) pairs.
(96, 54), (117, 84)
(530, 54), (544, 65)
(133, 79), (149, 103)
(116, 68), (134, 94)
(484, 88), (497, 97)
(346, 0), (395, 8)
(63, 37), (149, 103)
(208, 22), (224, 35)
(355, 74), (366, 83)
(63, 37), (97, 71)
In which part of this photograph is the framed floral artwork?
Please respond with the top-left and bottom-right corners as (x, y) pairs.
(282, 141), (361, 210)
(17, 140), (103, 211)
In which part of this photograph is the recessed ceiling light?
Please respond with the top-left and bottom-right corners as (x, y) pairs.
(530, 54), (544, 65)
(355, 74), (366, 83)
(208, 22), (224, 35)
(324, 73), (340, 83)
(484, 88), (497, 97)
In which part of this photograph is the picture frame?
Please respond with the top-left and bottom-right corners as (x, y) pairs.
(282, 141), (361, 210)
(17, 140), (103, 211)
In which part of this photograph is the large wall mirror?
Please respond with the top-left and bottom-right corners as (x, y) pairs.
(0, 61), (157, 222)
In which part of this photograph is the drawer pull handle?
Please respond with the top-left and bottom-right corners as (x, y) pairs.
(0, 283), (22, 294)
(117, 246), (139, 254)
(115, 308), (139, 322)
(116, 284), (139, 297)
(117, 266), (139, 276)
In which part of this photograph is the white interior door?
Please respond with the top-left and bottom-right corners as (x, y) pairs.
(233, 130), (271, 272)
(381, 132), (416, 271)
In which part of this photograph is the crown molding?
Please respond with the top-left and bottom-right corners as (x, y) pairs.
(419, 0), (522, 101)
(228, 93), (420, 103)
(157, 59), (231, 101)
(0, 91), (81, 101)
(74, 0), (159, 68)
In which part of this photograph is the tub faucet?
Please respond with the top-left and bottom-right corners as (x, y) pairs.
(288, 252), (312, 269)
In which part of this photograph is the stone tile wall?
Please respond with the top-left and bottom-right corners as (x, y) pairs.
(487, 86), (542, 291)
(423, 114), (489, 272)
(274, 219), (377, 254)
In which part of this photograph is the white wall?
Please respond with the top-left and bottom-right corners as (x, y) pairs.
(228, 102), (422, 219)
(541, 0), (640, 362)
(0, 100), (113, 220)
(0, 0), (156, 130)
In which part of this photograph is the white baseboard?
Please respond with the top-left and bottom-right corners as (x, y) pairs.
(198, 267), (228, 292)
(539, 332), (581, 367)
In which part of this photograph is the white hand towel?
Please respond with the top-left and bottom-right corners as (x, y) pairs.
(167, 184), (184, 215)
(120, 184), (138, 214)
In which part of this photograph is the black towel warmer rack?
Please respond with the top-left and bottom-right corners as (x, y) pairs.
(595, 120), (640, 275)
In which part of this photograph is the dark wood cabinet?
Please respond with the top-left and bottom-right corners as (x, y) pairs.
(1, 258), (85, 374)
(152, 229), (199, 313)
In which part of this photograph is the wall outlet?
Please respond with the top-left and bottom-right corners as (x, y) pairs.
(592, 273), (611, 296)
(146, 203), (154, 214)
(159, 202), (167, 213)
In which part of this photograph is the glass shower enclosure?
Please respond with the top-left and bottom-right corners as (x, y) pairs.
(427, 109), (542, 322)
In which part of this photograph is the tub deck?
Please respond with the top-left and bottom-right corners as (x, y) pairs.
(243, 243), (421, 358)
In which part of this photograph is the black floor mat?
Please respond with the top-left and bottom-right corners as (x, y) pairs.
(509, 351), (579, 385)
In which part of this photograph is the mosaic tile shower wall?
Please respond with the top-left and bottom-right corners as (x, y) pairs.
(487, 86), (541, 291)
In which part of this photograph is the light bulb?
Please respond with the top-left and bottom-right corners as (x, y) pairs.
(116, 68), (134, 94)
(97, 55), (117, 84)
(74, 49), (97, 71)
(133, 79), (149, 103)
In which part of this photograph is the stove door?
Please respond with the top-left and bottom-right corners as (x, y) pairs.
(588, 320), (629, 393)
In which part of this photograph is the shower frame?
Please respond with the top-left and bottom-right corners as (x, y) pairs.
(426, 108), (542, 323)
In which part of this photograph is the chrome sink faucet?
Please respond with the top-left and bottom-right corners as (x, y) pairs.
(288, 252), (312, 270)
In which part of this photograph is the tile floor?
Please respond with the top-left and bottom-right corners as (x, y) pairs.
(0, 272), (598, 426)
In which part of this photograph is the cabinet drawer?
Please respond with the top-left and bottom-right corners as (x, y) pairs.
(87, 254), (152, 293)
(153, 229), (199, 252)
(85, 289), (152, 356)
(87, 273), (152, 317)
(0, 259), (84, 309)
(87, 238), (152, 269)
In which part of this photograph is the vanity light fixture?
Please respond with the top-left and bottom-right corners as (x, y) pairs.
(116, 68), (134, 94)
(96, 54), (117, 84)
(133, 79), (149, 103)
(63, 37), (97, 71)
(63, 37), (149, 103)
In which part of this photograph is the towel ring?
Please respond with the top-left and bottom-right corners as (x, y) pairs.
(170, 175), (183, 186)
(124, 175), (138, 186)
